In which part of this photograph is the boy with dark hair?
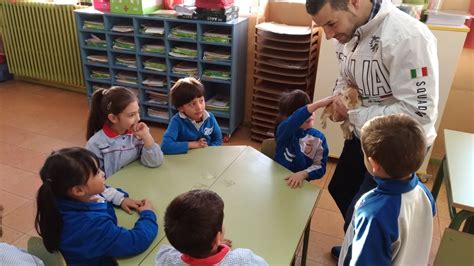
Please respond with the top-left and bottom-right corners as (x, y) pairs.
(339, 114), (436, 265)
(155, 190), (268, 265)
(161, 77), (222, 154)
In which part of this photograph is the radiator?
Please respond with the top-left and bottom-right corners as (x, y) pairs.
(0, 1), (85, 88)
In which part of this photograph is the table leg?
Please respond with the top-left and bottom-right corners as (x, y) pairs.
(431, 156), (446, 200)
(301, 217), (311, 266)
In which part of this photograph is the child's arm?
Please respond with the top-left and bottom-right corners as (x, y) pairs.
(276, 96), (334, 142)
(161, 117), (189, 154)
(85, 200), (158, 258)
(85, 140), (105, 172)
(133, 122), (164, 168)
(209, 114), (223, 146)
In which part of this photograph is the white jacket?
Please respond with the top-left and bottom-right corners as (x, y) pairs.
(333, 0), (439, 146)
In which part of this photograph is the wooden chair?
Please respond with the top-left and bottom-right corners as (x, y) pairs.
(260, 138), (276, 159)
(27, 236), (66, 266)
(434, 228), (474, 266)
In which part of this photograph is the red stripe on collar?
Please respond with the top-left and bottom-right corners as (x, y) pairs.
(181, 244), (230, 266)
(102, 124), (132, 138)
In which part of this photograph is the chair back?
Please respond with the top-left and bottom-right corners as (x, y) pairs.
(27, 236), (66, 266)
(261, 138), (276, 159)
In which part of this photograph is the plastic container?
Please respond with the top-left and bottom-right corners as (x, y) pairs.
(94, 0), (110, 11)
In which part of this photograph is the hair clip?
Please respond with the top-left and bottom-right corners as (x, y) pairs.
(106, 102), (112, 111)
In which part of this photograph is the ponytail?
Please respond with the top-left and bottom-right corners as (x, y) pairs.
(35, 182), (62, 253)
(86, 87), (138, 140)
(35, 147), (101, 253)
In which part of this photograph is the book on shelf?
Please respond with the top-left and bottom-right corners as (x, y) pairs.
(206, 94), (229, 112)
(169, 25), (197, 40)
(203, 67), (230, 80)
(140, 24), (165, 35)
(113, 37), (135, 50)
(202, 28), (231, 44)
(196, 5), (238, 15)
(148, 107), (170, 119)
(141, 44), (165, 54)
(143, 76), (166, 87)
(153, 9), (177, 18)
(83, 20), (104, 31)
(172, 62), (198, 76)
(170, 45), (198, 58)
(90, 70), (110, 79)
(115, 72), (138, 85)
(115, 55), (137, 68)
(85, 34), (107, 48)
(146, 91), (169, 105)
(198, 11), (237, 22)
(144, 58), (167, 72)
(111, 25), (134, 33)
(203, 47), (231, 61)
(87, 55), (108, 64)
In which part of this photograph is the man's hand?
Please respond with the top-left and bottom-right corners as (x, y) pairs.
(120, 198), (142, 214)
(284, 171), (309, 189)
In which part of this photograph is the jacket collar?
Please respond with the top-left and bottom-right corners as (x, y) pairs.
(102, 123), (133, 138)
(178, 111), (210, 131)
(181, 244), (230, 266)
(57, 196), (107, 211)
(373, 173), (418, 195)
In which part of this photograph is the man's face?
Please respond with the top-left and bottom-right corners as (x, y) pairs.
(311, 2), (360, 44)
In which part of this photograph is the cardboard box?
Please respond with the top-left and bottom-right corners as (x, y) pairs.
(111, 0), (162, 15)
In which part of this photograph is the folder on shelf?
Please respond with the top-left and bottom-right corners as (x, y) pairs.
(140, 24), (165, 35)
(113, 37), (135, 50)
(116, 55), (137, 68)
(169, 25), (197, 40)
(202, 28), (231, 44)
(203, 66), (230, 80)
(115, 72), (138, 85)
(203, 47), (231, 61)
(206, 94), (230, 112)
(141, 44), (165, 54)
(90, 69), (110, 79)
(169, 45), (198, 58)
(111, 25), (134, 33)
(87, 55), (108, 64)
(148, 107), (170, 119)
(83, 20), (105, 31)
(143, 76), (166, 87)
(146, 91), (169, 105)
(172, 62), (198, 76)
(85, 34), (107, 48)
(144, 58), (167, 72)
(92, 83), (110, 91)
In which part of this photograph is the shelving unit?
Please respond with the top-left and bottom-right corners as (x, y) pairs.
(250, 25), (322, 141)
(74, 8), (248, 135)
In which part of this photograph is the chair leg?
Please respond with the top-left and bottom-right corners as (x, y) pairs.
(449, 210), (474, 231)
(462, 216), (474, 234)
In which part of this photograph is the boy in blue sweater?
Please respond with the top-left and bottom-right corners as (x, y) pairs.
(275, 90), (334, 188)
(339, 114), (436, 265)
(161, 77), (222, 154)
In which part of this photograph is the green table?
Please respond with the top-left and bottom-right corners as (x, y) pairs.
(432, 130), (474, 232)
(106, 146), (320, 265)
(434, 228), (474, 266)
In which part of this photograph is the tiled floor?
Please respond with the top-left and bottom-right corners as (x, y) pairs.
(0, 80), (448, 265)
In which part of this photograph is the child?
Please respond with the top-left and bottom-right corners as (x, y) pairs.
(155, 189), (268, 265)
(86, 86), (163, 178)
(35, 147), (158, 266)
(275, 89), (333, 188)
(161, 77), (222, 154)
(339, 114), (436, 265)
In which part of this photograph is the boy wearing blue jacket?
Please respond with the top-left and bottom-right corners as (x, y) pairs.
(339, 114), (436, 265)
(161, 77), (222, 154)
(275, 90), (334, 188)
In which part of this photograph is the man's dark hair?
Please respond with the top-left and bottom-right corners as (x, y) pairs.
(164, 189), (224, 258)
(361, 114), (427, 179)
(306, 0), (349, 15)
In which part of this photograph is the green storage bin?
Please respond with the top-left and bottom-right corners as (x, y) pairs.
(111, 0), (161, 15)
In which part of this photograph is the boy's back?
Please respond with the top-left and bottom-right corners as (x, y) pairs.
(339, 174), (435, 265)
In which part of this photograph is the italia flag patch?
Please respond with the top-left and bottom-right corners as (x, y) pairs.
(411, 67), (428, 79)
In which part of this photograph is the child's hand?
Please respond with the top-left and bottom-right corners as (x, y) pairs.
(285, 171), (309, 189)
(121, 198), (142, 214)
(138, 199), (154, 213)
(189, 138), (208, 149)
(133, 122), (155, 147)
(222, 238), (233, 248)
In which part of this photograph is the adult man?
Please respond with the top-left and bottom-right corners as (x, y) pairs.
(305, 0), (439, 259)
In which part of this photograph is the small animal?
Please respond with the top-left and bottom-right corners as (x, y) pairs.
(320, 85), (362, 139)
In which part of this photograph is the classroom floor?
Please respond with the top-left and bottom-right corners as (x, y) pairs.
(0, 80), (451, 265)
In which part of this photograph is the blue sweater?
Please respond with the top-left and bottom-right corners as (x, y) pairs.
(339, 174), (436, 265)
(161, 111), (222, 154)
(275, 106), (328, 180)
(57, 196), (158, 266)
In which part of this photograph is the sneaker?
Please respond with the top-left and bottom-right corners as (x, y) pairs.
(331, 246), (341, 260)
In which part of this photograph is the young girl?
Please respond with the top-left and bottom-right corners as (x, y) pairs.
(86, 86), (163, 178)
(35, 147), (158, 265)
(275, 90), (333, 188)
